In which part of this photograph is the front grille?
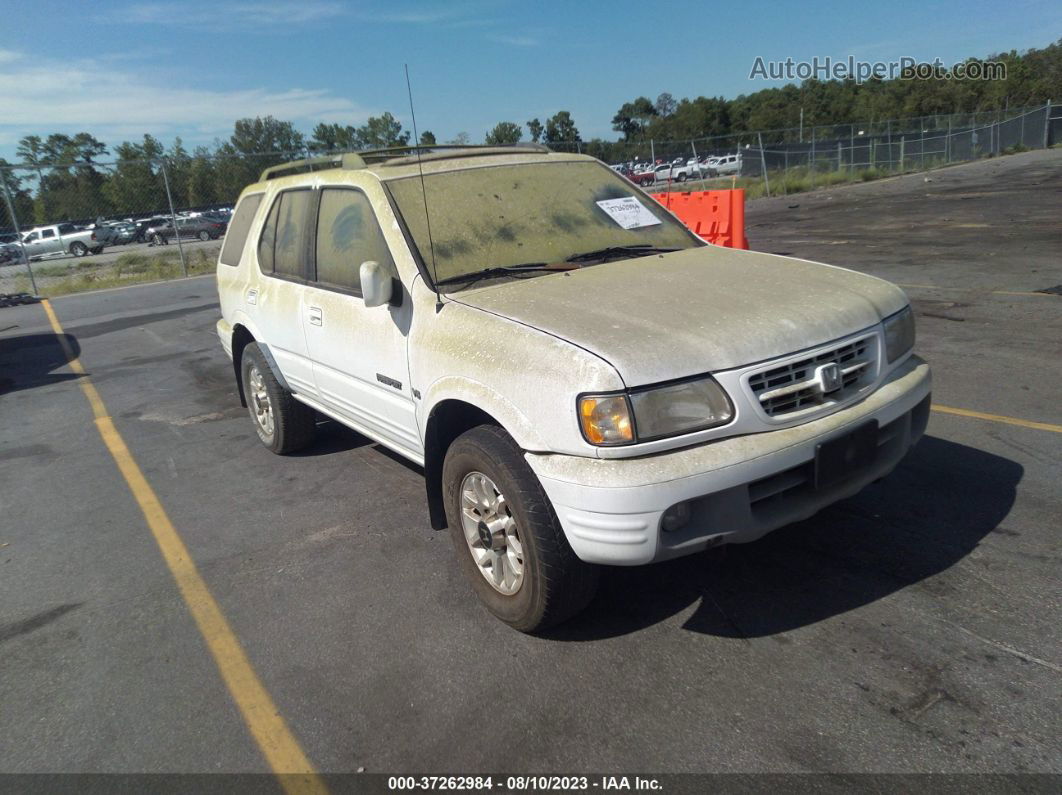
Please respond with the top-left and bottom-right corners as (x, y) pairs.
(748, 336), (876, 418)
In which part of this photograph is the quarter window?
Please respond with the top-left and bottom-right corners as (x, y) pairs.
(314, 189), (396, 292)
(219, 193), (263, 267)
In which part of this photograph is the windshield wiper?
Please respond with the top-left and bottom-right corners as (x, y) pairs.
(565, 244), (679, 263)
(435, 262), (574, 289)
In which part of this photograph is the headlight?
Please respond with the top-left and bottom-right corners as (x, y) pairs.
(579, 377), (733, 446)
(883, 306), (915, 362)
(630, 377), (734, 440)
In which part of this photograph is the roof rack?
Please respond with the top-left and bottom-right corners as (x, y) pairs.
(258, 144), (552, 182)
(259, 153), (366, 182)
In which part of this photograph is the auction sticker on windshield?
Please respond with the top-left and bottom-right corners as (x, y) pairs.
(595, 196), (662, 230)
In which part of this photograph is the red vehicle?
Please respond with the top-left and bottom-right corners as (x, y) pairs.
(618, 165), (655, 186)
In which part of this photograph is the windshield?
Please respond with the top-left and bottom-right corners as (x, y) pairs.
(387, 160), (700, 286)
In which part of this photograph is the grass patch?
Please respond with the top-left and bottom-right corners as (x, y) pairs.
(37, 247), (220, 297)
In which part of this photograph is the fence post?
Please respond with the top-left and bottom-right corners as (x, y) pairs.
(946, 119), (952, 162)
(650, 138), (655, 164)
(1, 179), (37, 295)
(160, 158), (188, 277)
(757, 132), (770, 198)
(837, 142), (842, 172)
(1044, 100), (1052, 149)
(899, 136), (905, 171)
(810, 130), (816, 189)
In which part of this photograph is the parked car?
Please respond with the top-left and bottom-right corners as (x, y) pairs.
(130, 216), (170, 243)
(712, 153), (742, 175)
(109, 222), (139, 245)
(149, 216), (228, 245)
(215, 147), (930, 632)
(20, 223), (112, 259)
(617, 164), (655, 186)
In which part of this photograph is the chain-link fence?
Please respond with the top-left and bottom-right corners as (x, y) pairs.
(550, 102), (1058, 197)
(0, 150), (299, 297)
(1, 103), (1058, 297)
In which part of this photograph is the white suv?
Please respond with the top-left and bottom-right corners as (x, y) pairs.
(215, 146), (930, 632)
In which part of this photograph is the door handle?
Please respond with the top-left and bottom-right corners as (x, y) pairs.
(246, 288), (258, 305)
(308, 306), (323, 326)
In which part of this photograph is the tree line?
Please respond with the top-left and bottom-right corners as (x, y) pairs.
(2, 39), (1056, 227)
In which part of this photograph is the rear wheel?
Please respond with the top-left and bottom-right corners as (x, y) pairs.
(240, 343), (316, 454)
(69, 242), (88, 257)
(443, 425), (598, 632)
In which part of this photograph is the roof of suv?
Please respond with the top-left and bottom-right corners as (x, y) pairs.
(249, 146), (596, 190)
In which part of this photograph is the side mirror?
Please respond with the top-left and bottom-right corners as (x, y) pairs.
(360, 261), (393, 308)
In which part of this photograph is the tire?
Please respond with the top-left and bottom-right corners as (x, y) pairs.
(69, 242), (88, 257)
(90, 246), (103, 255)
(443, 425), (598, 632)
(152, 233), (164, 246)
(240, 343), (316, 454)
(198, 230), (210, 241)
(677, 173), (687, 182)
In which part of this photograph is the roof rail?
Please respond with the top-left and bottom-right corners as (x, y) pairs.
(356, 143), (551, 162)
(259, 152), (366, 182)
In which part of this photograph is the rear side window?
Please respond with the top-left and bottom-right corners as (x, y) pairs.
(42, 229), (55, 239)
(219, 193), (262, 266)
(314, 189), (395, 292)
(274, 190), (312, 278)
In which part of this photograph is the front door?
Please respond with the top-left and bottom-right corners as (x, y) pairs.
(301, 187), (420, 461)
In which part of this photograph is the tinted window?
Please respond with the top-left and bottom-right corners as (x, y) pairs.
(273, 191), (311, 278)
(219, 193), (262, 267)
(58, 223), (76, 233)
(314, 189), (395, 291)
(42, 229), (55, 239)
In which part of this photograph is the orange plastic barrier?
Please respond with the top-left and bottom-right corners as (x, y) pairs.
(649, 189), (748, 250)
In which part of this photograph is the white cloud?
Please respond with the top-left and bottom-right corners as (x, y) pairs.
(126, 1), (345, 25)
(485, 33), (539, 47)
(0, 51), (372, 147)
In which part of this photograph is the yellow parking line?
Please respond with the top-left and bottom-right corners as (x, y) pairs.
(932, 403), (1062, 433)
(41, 300), (326, 794)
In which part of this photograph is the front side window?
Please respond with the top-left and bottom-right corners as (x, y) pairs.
(314, 189), (396, 292)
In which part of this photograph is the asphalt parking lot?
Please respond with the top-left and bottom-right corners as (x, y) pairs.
(1, 149), (1059, 776)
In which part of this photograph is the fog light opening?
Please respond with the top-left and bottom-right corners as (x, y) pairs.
(662, 501), (691, 533)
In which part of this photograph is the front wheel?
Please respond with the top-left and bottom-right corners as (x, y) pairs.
(152, 233), (164, 246)
(443, 425), (598, 632)
(198, 230), (210, 241)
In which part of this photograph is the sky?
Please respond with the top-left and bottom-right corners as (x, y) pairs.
(0, 0), (1058, 161)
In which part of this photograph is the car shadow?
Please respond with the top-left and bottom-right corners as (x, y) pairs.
(0, 332), (82, 395)
(289, 418), (374, 456)
(544, 435), (1021, 641)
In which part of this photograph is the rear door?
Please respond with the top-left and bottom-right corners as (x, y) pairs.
(247, 189), (317, 398)
(301, 186), (420, 460)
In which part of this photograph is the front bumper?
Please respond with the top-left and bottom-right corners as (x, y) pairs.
(526, 356), (931, 565)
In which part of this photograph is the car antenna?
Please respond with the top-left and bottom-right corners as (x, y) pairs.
(404, 64), (441, 307)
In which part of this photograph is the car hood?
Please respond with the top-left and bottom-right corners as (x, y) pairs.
(451, 246), (908, 386)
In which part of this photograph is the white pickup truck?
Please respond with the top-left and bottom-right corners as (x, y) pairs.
(20, 223), (112, 259)
(215, 147), (930, 632)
